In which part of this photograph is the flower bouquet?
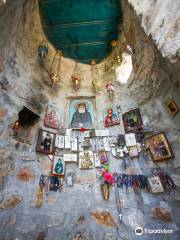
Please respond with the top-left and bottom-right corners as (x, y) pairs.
(100, 169), (115, 200)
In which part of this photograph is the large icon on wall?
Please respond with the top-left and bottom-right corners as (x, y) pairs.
(36, 129), (56, 154)
(122, 108), (143, 133)
(44, 104), (60, 129)
(103, 106), (120, 127)
(69, 98), (95, 129)
(145, 132), (174, 161)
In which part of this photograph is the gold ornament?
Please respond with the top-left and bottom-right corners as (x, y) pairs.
(111, 40), (117, 48)
(71, 61), (83, 90)
(49, 49), (62, 87)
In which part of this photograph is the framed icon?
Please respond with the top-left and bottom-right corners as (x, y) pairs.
(166, 99), (179, 118)
(36, 129), (56, 154)
(51, 155), (65, 176)
(145, 132), (174, 161)
(123, 108), (143, 133)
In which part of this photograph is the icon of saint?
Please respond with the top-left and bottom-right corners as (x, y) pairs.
(71, 103), (92, 128)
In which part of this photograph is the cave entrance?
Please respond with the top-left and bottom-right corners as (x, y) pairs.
(12, 106), (40, 144)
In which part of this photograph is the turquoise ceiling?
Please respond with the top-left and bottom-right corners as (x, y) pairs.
(39, 0), (122, 64)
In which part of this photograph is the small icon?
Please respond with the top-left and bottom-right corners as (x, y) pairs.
(135, 227), (143, 236)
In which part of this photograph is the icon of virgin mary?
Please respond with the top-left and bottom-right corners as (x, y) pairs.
(71, 103), (92, 129)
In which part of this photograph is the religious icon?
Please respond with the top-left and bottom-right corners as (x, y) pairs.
(36, 129), (56, 154)
(63, 154), (77, 163)
(123, 108), (143, 133)
(98, 150), (108, 164)
(128, 146), (139, 158)
(103, 106), (120, 127)
(55, 135), (64, 149)
(44, 104), (60, 129)
(52, 155), (65, 176)
(166, 99), (179, 118)
(148, 176), (164, 193)
(69, 98), (95, 129)
(145, 132), (174, 161)
(79, 151), (94, 169)
(125, 133), (137, 147)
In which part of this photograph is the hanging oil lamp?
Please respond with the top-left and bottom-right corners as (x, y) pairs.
(111, 40), (117, 49)
(71, 61), (83, 90)
(49, 50), (62, 87)
(38, 41), (48, 65)
(111, 40), (122, 65)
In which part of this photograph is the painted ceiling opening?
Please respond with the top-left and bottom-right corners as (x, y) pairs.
(0, 0), (180, 239)
(39, 0), (122, 64)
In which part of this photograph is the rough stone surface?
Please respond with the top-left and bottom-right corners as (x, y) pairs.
(128, 0), (180, 59)
(0, 1), (179, 240)
(0, 194), (22, 209)
(121, 1), (180, 104)
(2, 214), (16, 229)
(151, 207), (172, 222)
(16, 166), (35, 182)
(0, 144), (13, 186)
(91, 211), (117, 228)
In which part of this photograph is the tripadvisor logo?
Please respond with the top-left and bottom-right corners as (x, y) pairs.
(135, 227), (144, 236)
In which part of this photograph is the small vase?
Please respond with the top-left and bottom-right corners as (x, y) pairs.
(101, 183), (109, 200)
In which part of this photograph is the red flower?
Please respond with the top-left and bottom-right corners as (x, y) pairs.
(103, 172), (114, 184)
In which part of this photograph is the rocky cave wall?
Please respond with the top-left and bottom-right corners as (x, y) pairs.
(0, 0), (180, 239)
(120, 0), (180, 104)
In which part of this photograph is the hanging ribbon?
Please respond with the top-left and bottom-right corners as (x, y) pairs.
(158, 172), (176, 194)
(35, 186), (43, 207)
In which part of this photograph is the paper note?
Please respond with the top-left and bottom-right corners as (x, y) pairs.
(63, 154), (77, 162)
(125, 133), (137, 147)
(55, 135), (64, 149)
(71, 138), (78, 151)
(65, 135), (71, 148)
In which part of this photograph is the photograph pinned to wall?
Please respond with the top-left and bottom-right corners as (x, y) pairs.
(69, 98), (95, 129)
(148, 176), (164, 193)
(55, 135), (64, 149)
(44, 103), (60, 129)
(128, 146), (139, 158)
(36, 129), (56, 154)
(103, 106), (120, 127)
(145, 132), (174, 161)
(103, 138), (111, 152)
(125, 133), (137, 147)
(65, 135), (71, 149)
(52, 155), (65, 177)
(55, 148), (63, 156)
(79, 151), (94, 169)
(63, 154), (77, 163)
(71, 138), (78, 151)
(95, 129), (110, 137)
(81, 137), (91, 149)
(94, 153), (101, 167)
(98, 150), (108, 164)
(123, 108), (143, 133)
(165, 99), (179, 118)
